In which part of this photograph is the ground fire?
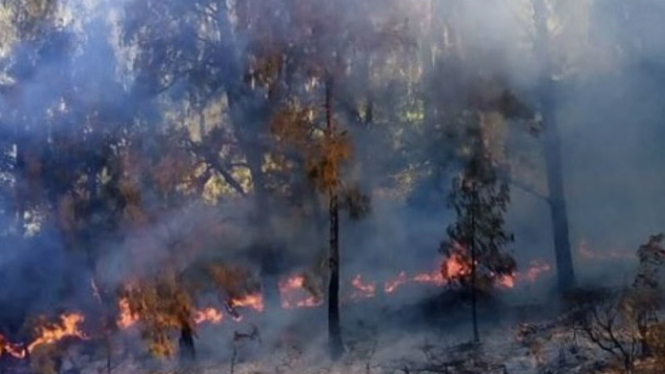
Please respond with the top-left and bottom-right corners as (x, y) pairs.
(3, 239), (630, 361)
(0, 255), (552, 360)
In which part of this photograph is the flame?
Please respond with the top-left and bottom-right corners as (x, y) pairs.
(26, 313), (88, 353)
(522, 260), (551, 283)
(441, 246), (471, 280)
(413, 269), (446, 286)
(384, 271), (407, 293)
(497, 274), (516, 288)
(0, 334), (25, 359)
(230, 293), (264, 312)
(194, 308), (223, 325)
(117, 298), (139, 329)
(0, 254), (562, 362)
(384, 254), (471, 294)
(279, 275), (322, 309)
(281, 275), (305, 289)
(351, 275), (376, 299)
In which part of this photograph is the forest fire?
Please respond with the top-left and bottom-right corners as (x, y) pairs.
(351, 275), (377, 299)
(0, 313), (87, 359)
(194, 308), (224, 325)
(26, 313), (87, 354)
(521, 260), (552, 282)
(229, 293), (264, 312)
(442, 251), (471, 280)
(0, 256), (553, 361)
(279, 275), (323, 309)
(497, 274), (516, 288)
(117, 297), (138, 329)
(0, 335), (25, 359)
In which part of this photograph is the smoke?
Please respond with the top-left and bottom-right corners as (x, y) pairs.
(0, 0), (664, 362)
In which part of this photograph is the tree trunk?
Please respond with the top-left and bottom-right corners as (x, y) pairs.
(470, 187), (479, 343)
(179, 322), (196, 363)
(533, 0), (576, 292)
(225, 78), (282, 311)
(245, 145), (282, 311)
(326, 77), (344, 360)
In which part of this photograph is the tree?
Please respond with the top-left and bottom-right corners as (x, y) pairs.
(531, 0), (576, 293)
(442, 116), (515, 343)
(121, 272), (196, 360)
(576, 290), (641, 374)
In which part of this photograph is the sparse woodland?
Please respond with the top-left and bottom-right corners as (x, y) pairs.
(0, 1), (664, 374)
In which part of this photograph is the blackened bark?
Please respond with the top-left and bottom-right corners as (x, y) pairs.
(179, 323), (196, 363)
(259, 247), (281, 310)
(533, 0), (576, 292)
(326, 77), (344, 360)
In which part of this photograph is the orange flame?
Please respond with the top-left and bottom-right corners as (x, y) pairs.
(0, 334), (26, 359)
(117, 298), (139, 329)
(522, 260), (551, 283)
(442, 250), (471, 280)
(230, 293), (264, 312)
(26, 313), (88, 353)
(279, 275), (322, 309)
(351, 275), (376, 299)
(497, 274), (516, 288)
(194, 308), (223, 325)
(413, 269), (446, 286)
(384, 271), (407, 293)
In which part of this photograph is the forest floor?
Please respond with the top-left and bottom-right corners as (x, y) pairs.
(39, 287), (660, 374)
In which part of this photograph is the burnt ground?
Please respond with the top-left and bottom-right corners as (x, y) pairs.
(1, 284), (655, 374)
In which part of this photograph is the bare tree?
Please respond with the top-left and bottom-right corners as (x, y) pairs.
(576, 291), (640, 374)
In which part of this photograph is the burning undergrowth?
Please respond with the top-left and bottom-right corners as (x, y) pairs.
(0, 233), (646, 372)
(0, 247), (552, 362)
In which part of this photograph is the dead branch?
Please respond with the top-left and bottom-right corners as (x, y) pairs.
(577, 293), (640, 373)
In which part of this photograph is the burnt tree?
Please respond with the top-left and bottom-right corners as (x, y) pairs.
(325, 75), (344, 360)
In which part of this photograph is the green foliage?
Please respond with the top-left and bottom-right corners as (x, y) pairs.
(441, 117), (516, 290)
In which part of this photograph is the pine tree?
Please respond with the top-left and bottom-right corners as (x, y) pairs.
(442, 118), (515, 343)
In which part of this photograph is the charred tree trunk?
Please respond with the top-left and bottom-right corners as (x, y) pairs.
(533, 0), (576, 292)
(178, 322), (196, 363)
(326, 76), (344, 360)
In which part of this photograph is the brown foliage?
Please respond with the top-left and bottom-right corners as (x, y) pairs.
(29, 344), (62, 374)
(120, 273), (194, 358)
(207, 264), (260, 299)
(306, 132), (352, 191)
